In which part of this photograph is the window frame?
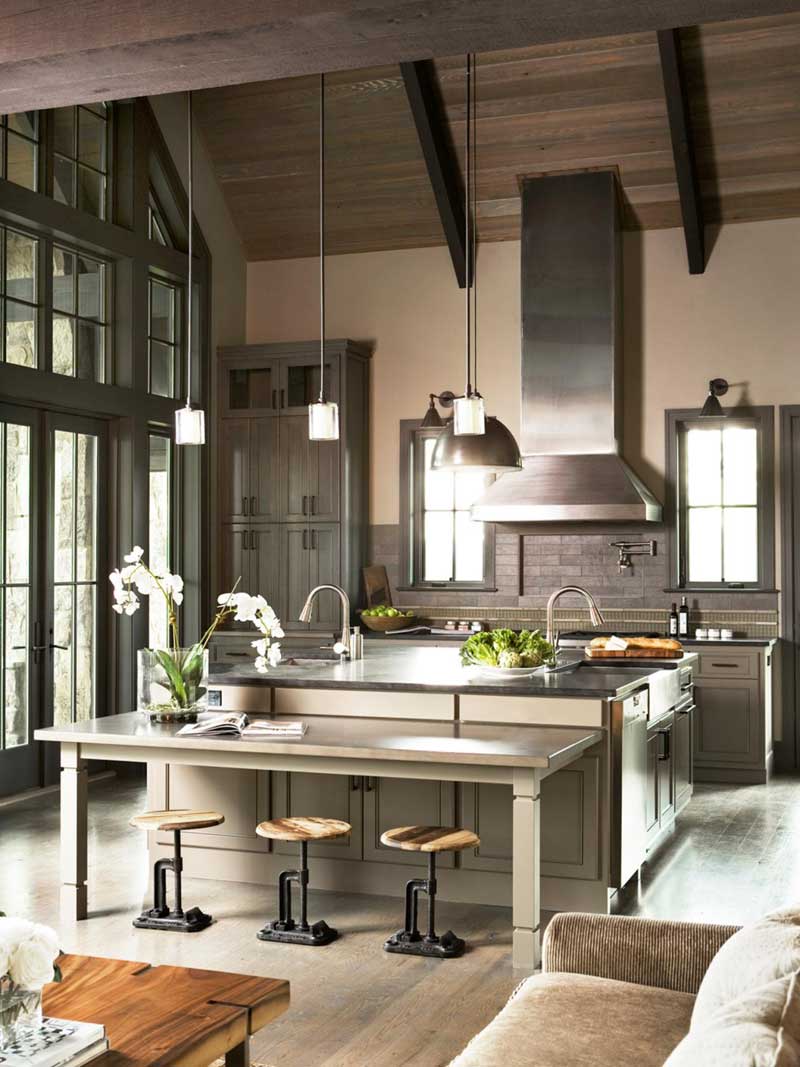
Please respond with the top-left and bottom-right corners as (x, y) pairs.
(147, 273), (183, 399)
(665, 406), (775, 592)
(50, 240), (111, 383)
(399, 419), (496, 592)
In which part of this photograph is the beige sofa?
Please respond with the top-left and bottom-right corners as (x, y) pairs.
(449, 909), (800, 1066)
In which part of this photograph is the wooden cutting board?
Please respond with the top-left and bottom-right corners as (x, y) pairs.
(585, 647), (683, 659)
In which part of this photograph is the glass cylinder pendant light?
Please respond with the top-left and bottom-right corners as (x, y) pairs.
(433, 55), (521, 474)
(175, 91), (206, 445)
(309, 73), (340, 442)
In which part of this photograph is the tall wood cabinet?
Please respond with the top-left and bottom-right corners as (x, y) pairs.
(216, 340), (370, 633)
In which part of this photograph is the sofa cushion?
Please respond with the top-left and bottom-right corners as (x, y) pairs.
(448, 972), (694, 1067)
(665, 971), (800, 1067)
(693, 906), (800, 1026)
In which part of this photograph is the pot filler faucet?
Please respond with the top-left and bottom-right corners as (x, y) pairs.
(546, 585), (605, 653)
(299, 584), (357, 660)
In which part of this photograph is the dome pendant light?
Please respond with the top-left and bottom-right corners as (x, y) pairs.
(175, 91), (206, 446)
(309, 73), (340, 441)
(433, 55), (521, 474)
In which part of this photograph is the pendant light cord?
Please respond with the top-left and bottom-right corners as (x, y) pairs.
(319, 72), (326, 403)
(471, 53), (478, 398)
(464, 54), (472, 399)
(186, 89), (193, 408)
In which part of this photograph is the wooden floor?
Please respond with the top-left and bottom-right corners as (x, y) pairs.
(2, 773), (800, 1066)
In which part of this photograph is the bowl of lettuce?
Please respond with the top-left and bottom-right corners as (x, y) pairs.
(459, 628), (556, 679)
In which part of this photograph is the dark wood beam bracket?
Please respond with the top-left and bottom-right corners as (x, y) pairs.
(657, 27), (706, 275)
(400, 60), (467, 288)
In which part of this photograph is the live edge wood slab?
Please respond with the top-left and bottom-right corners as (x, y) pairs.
(43, 954), (289, 1067)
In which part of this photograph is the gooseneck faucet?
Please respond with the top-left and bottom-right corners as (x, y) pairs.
(299, 584), (353, 659)
(546, 585), (605, 653)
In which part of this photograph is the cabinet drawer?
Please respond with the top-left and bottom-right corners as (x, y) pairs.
(696, 651), (760, 680)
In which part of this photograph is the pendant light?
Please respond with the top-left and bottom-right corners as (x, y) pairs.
(175, 90), (206, 445)
(699, 378), (729, 418)
(309, 73), (340, 441)
(432, 55), (521, 474)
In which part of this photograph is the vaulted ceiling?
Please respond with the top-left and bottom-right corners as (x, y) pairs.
(194, 13), (800, 261)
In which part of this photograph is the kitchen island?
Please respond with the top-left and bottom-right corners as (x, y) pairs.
(36, 646), (695, 970)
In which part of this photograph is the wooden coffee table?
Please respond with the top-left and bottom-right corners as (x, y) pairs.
(43, 955), (290, 1066)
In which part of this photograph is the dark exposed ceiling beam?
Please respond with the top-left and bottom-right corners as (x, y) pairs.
(401, 60), (467, 288)
(657, 27), (706, 274)
(0, 1), (797, 112)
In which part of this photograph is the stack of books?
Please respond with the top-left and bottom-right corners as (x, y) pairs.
(177, 713), (307, 739)
(0, 1017), (108, 1067)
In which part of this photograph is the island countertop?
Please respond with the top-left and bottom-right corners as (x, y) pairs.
(210, 645), (694, 699)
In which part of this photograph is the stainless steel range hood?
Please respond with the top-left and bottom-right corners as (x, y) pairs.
(472, 171), (661, 524)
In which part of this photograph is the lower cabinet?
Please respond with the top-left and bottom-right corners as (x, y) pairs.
(271, 771), (363, 860)
(362, 776), (455, 868)
(646, 714), (675, 849)
(674, 703), (693, 813)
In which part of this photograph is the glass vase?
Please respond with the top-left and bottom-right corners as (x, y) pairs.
(137, 647), (208, 723)
(0, 983), (43, 1050)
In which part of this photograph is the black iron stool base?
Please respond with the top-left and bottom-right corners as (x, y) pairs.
(133, 829), (212, 933)
(133, 906), (213, 933)
(383, 853), (465, 959)
(258, 841), (337, 947)
(257, 919), (338, 946)
(384, 929), (465, 958)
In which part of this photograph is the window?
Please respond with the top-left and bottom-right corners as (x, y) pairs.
(148, 276), (180, 397)
(1, 225), (39, 367)
(1, 113), (39, 191)
(667, 408), (775, 590)
(52, 103), (110, 219)
(148, 190), (173, 247)
(399, 422), (495, 590)
(148, 434), (173, 649)
(52, 245), (108, 381)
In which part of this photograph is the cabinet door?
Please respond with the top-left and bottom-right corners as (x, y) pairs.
(250, 525), (282, 616)
(308, 439), (340, 522)
(657, 725), (674, 822)
(222, 361), (280, 417)
(694, 679), (762, 767)
(362, 777), (455, 868)
(250, 418), (281, 521)
(645, 732), (660, 837)
(459, 783), (512, 873)
(279, 353), (339, 417)
(219, 419), (250, 521)
(674, 705), (693, 807)
(271, 771), (362, 860)
(282, 524), (311, 631)
(309, 524), (341, 632)
(279, 415), (311, 522)
(220, 524), (251, 596)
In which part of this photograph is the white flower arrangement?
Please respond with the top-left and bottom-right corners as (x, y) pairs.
(110, 549), (283, 683)
(0, 916), (61, 993)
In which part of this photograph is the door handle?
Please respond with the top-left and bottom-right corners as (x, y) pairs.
(311, 495), (316, 516)
(350, 775), (362, 791)
(280, 389), (285, 408)
(302, 529), (308, 551)
(250, 529), (257, 551)
(48, 643), (69, 651)
(302, 495), (308, 516)
(272, 388), (277, 410)
(311, 529), (317, 550)
(711, 662), (738, 668)
(242, 496), (248, 515)
(658, 729), (671, 761)
(364, 776), (374, 792)
(12, 645), (46, 652)
(250, 495), (256, 514)
(242, 530), (249, 551)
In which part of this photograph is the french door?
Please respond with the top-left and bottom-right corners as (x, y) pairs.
(0, 404), (107, 796)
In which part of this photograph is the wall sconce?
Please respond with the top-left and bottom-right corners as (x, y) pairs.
(699, 378), (729, 418)
(422, 390), (456, 428)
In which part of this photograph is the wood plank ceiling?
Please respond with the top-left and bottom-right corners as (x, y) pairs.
(194, 13), (800, 261)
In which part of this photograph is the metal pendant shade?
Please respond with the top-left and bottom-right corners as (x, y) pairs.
(432, 416), (522, 474)
(421, 395), (444, 428)
(309, 72), (340, 441)
(699, 377), (729, 418)
(432, 54), (521, 473)
(175, 90), (206, 445)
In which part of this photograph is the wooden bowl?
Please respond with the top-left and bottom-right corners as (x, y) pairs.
(360, 613), (417, 632)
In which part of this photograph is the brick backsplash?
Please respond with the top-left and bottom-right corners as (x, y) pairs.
(367, 524), (779, 637)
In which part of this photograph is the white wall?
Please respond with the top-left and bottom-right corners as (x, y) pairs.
(246, 217), (800, 525)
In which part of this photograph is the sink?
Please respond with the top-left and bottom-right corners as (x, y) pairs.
(282, 657), (341, 668)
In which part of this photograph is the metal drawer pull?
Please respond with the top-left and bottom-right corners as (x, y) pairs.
(302, 529), (308, 551)
(658, 729), (671, 760)
(227, 651), (248, 658)
(311, 529), (318, 549)
(711, 662), (738, 668)
(250, 496), (256, 513)
(250, 530), (257, 550)
(242, 496), (248, 515)
(242, 530), (249, 550)
(302, 495), (308, 516)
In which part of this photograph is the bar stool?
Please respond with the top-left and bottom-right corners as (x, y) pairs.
(255, 817), (351, 946)
(130, 808), (224, 932)
(381, 825), (480, 959)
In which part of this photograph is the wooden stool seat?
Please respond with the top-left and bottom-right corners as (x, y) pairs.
(256, 817), (351, 842)
(130, 809), (225, 833)
(380, 825), (480, 853)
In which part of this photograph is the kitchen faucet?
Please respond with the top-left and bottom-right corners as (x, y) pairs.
(299, 584), (355, 660)
(546, 585), (605, 653)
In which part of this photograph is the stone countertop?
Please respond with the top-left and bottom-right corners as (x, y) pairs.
(209, 645), (689, 700)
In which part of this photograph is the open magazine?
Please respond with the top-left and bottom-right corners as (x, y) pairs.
(0, 1017), (108, 1067)
(177, 713), (307, 739)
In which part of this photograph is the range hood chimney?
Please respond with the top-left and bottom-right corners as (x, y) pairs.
(472, 171), (661, 524)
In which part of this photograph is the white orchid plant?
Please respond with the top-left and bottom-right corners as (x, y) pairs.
(0, 914), (61, 1004)
(110, 548), (284, 711)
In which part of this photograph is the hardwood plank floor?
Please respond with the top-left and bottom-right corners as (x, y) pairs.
(2, 774), (799, 1066)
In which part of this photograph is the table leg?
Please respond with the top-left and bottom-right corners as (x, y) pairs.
(60, 742), (88, 920)
(512, 767), (541, 971)
(225, 1039), (251, 1067)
